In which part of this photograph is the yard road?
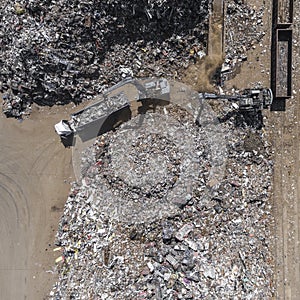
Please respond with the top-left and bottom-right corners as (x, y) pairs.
(0, 104), (74, 299)
(271, 1), (300, 298)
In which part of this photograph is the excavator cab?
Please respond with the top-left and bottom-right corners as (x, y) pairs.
(241, 88), (273, 111)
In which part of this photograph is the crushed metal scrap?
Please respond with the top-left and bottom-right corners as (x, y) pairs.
(49, 95), (274, 299)
(0, 0), (211, 117)
(0, 0), (268, 117)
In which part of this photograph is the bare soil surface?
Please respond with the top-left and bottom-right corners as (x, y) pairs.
(270, 2), (300, 298)
(183, 0), (223, 93)
(0, 102), (75, 299)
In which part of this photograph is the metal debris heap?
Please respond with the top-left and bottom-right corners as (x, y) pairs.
(221, 0), (265, 81)
(0, 0), (211, 117)
(50, 103), (274, 299)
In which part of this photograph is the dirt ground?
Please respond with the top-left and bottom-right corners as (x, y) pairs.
(0, 102), (76, 299)
(269, 2), (300, 298)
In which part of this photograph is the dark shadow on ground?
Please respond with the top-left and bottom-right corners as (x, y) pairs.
(271, 98), (286, 111)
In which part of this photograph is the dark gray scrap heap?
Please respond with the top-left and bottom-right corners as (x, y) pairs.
(0, 0), (211, 117)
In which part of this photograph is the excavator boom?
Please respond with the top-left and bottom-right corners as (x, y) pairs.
(200, 88), (273, 113)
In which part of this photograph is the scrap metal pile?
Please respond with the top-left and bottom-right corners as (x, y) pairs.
(50, 104), (274, 299)
(0, 0), (211, 117)
(222, 0), (265, 80)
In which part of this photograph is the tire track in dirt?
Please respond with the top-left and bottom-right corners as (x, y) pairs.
(272, 102), (299, 300)
(0, 171), (30, 230)
(272, 0), (300, 298)
(0, 105), (75, 299)
(0, 151), (31, 299)
(29, 140), (71, 177)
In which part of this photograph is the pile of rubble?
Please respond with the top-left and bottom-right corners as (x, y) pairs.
(222, 0), (265, 81)
(0, 0), (211, 117)
(50, 104), (274, 299)
(0, 0), (269, 117)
